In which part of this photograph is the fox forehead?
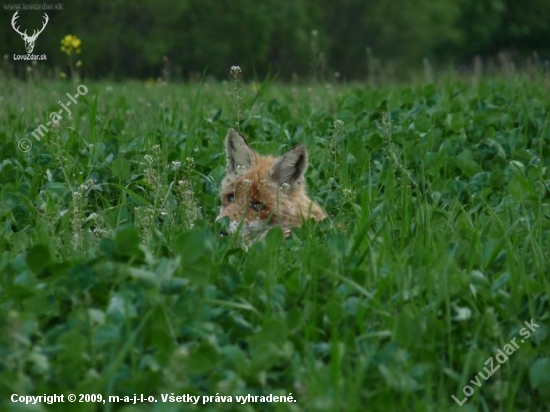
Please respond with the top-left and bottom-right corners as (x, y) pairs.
(237, 156), (276, 179)
(222, 157), (277, 193)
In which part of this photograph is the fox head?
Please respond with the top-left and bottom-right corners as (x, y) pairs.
(216, 128), (326, 240)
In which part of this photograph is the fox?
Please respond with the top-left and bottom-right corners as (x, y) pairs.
(216, 128), (327, 240)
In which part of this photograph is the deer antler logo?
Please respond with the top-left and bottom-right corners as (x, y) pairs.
(12, 11), (49, 54)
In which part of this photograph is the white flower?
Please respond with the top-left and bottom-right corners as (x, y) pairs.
(334, 119), (345, 130)
(453, 305), (472, 321)
(85, 213), (99, 222)
(236, 164), (247, 175)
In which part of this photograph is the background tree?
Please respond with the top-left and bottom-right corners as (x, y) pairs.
(1, 0), (548, 80)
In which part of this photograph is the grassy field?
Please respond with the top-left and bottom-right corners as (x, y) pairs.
(0, 72), (549, 411)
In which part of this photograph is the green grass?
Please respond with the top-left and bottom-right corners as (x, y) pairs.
(0, 73), (549, 412)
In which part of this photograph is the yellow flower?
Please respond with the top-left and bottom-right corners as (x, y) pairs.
(76, 60), (82, 67)
(60, 34), (82, 56)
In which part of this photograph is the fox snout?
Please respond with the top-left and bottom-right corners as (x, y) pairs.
(215, 204), (269, 237)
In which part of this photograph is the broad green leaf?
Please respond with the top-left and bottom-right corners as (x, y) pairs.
(111, 157), (130, 179)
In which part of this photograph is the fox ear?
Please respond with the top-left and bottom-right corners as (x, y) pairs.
(272, 145), (308, 186)
(225, 128), (255, 177)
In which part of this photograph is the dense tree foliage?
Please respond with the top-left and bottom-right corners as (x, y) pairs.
(2, 0), (549, 79)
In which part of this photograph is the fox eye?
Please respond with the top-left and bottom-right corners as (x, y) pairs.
(226, 193), (235, 202)
(251, 201), (264, 212)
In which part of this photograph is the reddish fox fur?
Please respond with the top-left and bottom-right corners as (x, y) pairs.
(216, 128), (326, 238)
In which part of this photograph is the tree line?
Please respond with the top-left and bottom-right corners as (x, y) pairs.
(2, 0), (549, 80)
